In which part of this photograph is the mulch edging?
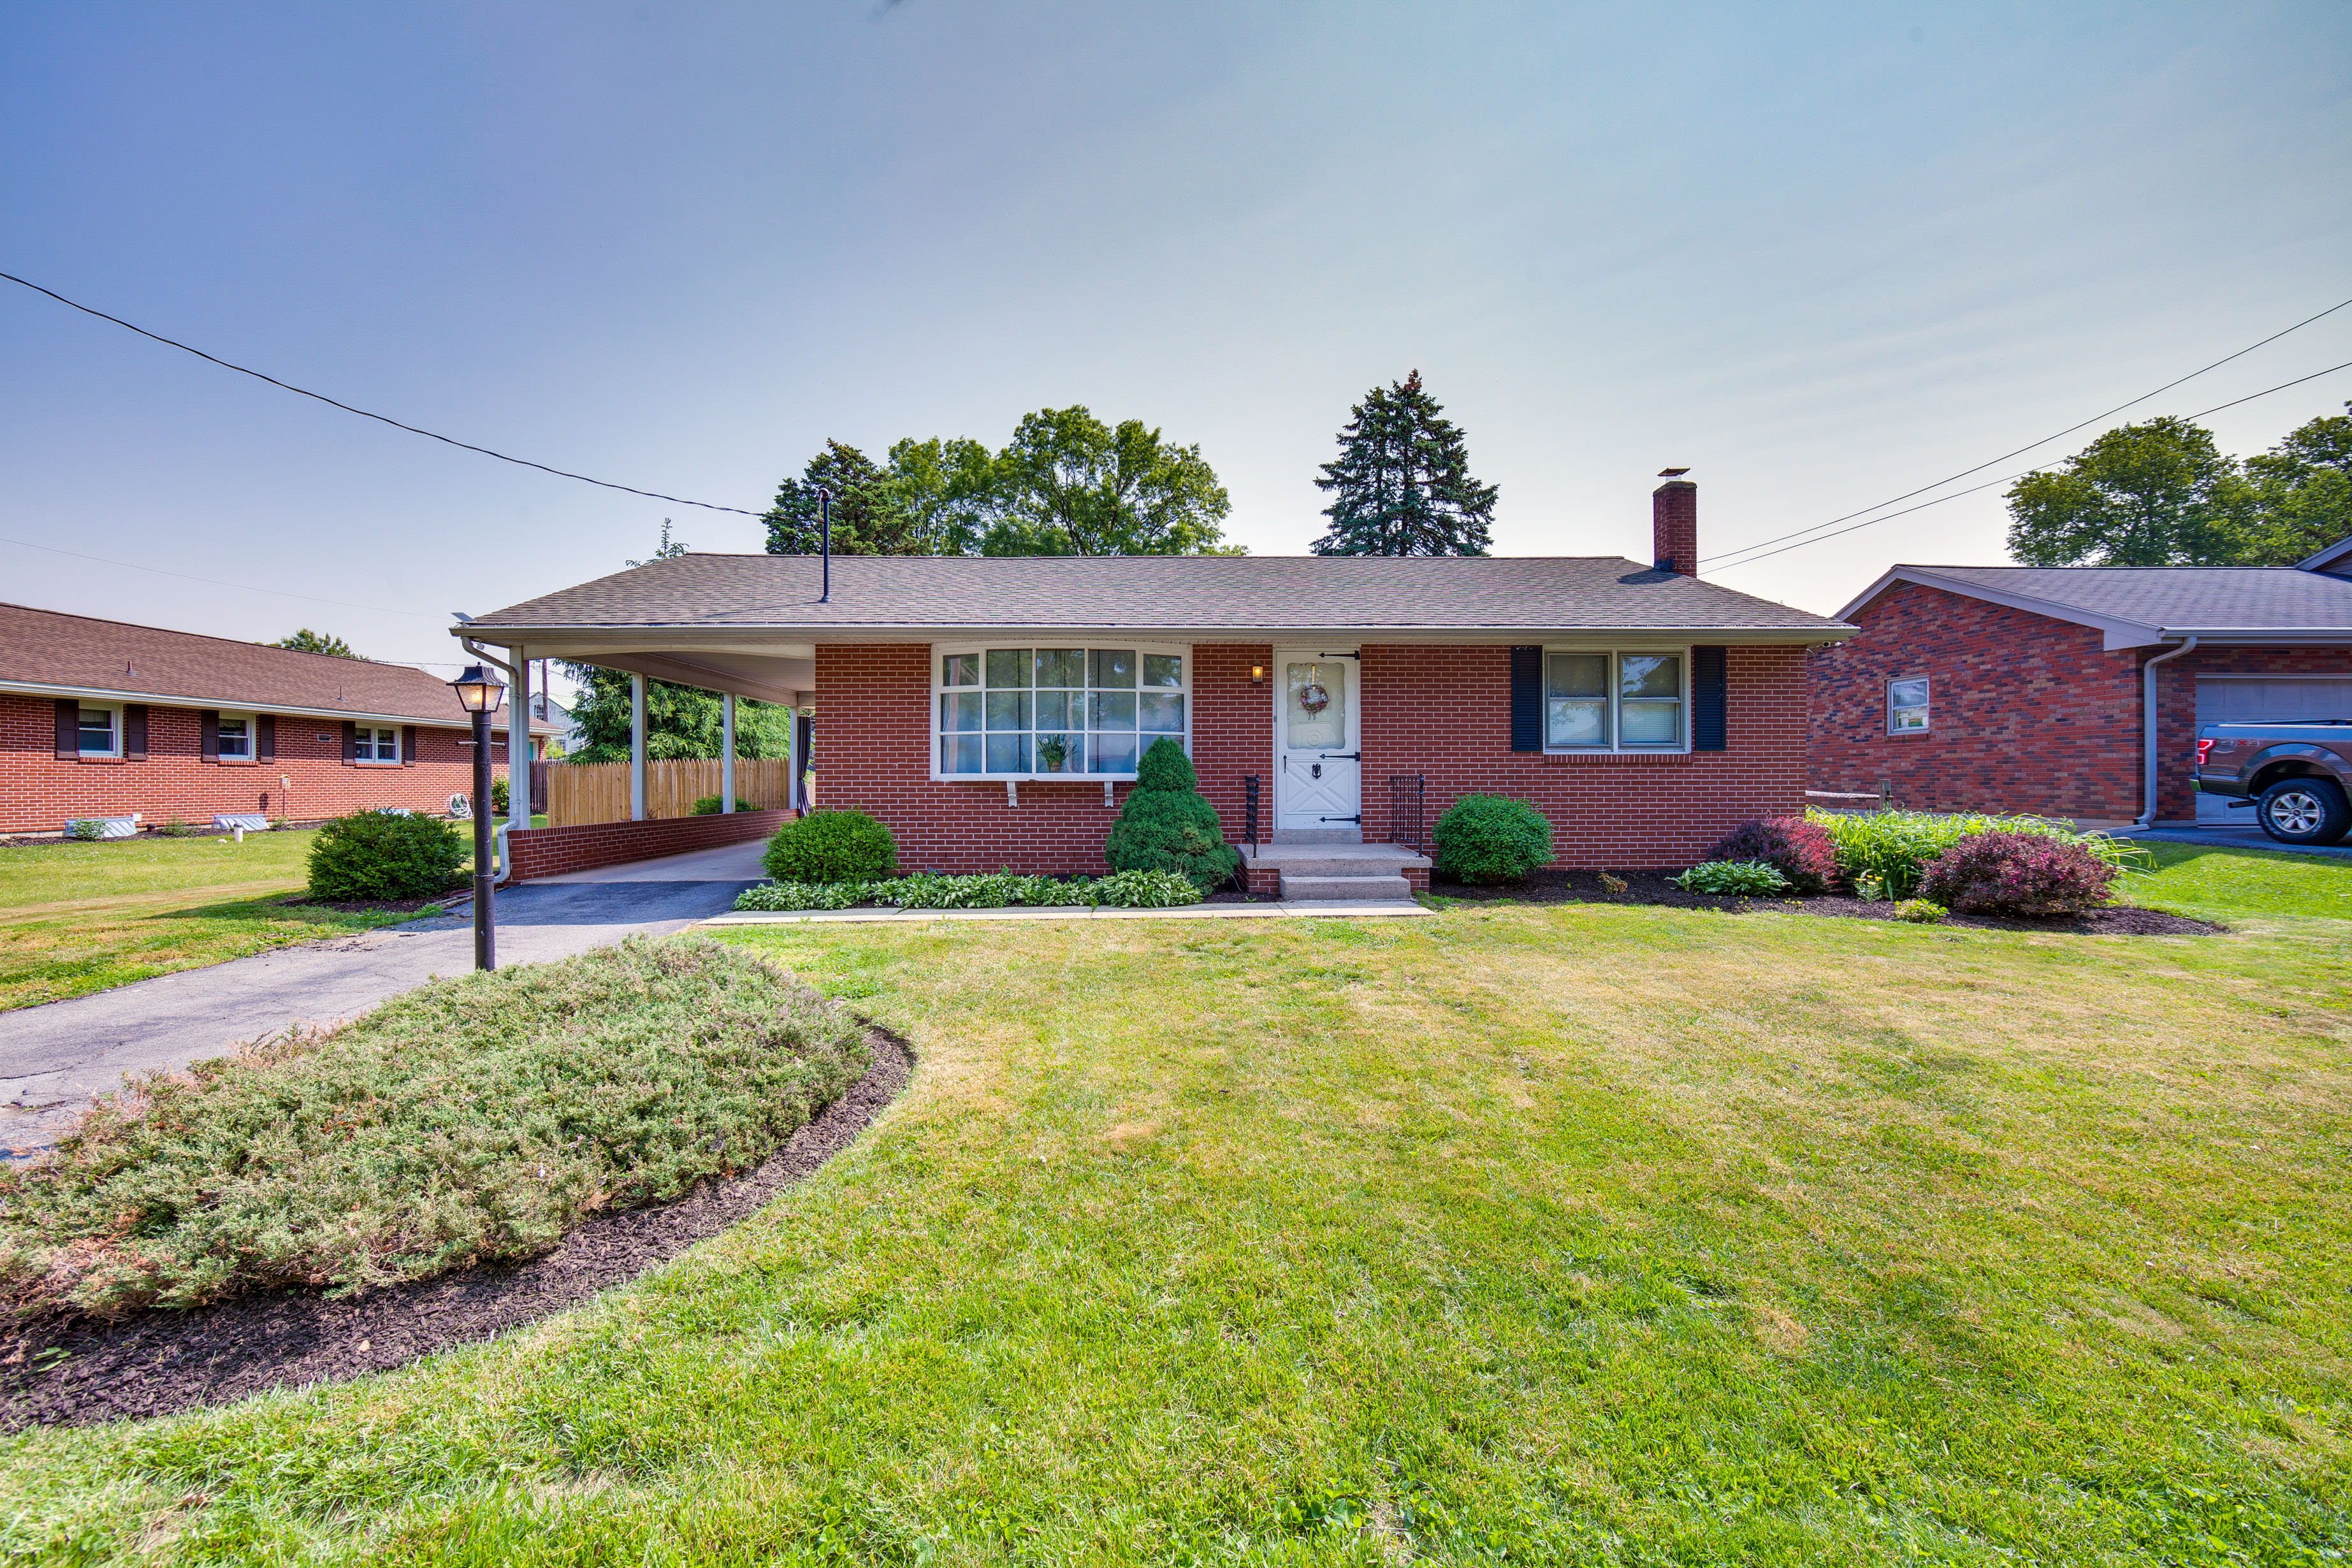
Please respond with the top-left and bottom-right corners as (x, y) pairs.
(1430, 869), (2223, 936)
(0, 1029), (913, 1431)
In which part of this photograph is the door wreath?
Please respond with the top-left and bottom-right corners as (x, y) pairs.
(1296, 681), (1331, 715)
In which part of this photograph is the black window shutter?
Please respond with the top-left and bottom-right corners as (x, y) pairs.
(200, 709), (220, 763)
(402, 725), (418, 766)
(124, 705), (149, 761)
(342, 720), (358, 763)
(54, 698), (78, 760)
(1509, 646), (1544, 751)
(257, 715), (275, 760)
(1692, 646), (1727, 751)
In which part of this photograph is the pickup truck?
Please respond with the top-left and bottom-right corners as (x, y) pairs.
(2195, 720), (2352, 845)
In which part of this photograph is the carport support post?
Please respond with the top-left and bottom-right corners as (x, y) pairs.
(507, 643), (530, 839)
(720, 693), (736, 813)
(630, 673), (647, 821)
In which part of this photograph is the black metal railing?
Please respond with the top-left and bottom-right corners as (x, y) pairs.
(1388, 774), (1425, 850)
(1243, 774), (1259, 853)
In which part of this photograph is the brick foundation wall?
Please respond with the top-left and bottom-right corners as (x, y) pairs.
(1361, 644), (1810, 869)
(505, 809), (787, 883)
(0, 694), (510, 834)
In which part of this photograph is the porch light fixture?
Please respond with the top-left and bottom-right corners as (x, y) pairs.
(447, 662), (507, 971)
(1251, 664), (1265, 685)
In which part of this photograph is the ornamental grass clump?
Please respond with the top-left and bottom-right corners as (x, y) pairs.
(0, 936), (866, 1323)
(1103, 738), (1240, 894)
(1432, 795), (1553, 883)
(1919, 831), (2121, 916)
(305, 808), (469, 901)
(1704, 817), (1836, 894)
(1806, 807), (2140, 900)
(762, 808), (897, 884)
(1673, 860), (1792, 897)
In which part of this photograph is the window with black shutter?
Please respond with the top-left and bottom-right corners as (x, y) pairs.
(200, 710), (220, 762)
(124, 705), (149, 761)
(55, 698), (78, 760)
(257, 715), (275, 759)
(1692, 646), (1727, 751)
(1509, 646), (1543, 751)
(402, 725), (418, 766)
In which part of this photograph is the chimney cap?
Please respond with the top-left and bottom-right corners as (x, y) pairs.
(1657, 467), (1690, 478)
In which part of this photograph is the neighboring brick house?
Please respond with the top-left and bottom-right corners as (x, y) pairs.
(0, 603), (556, 836)
(460, 481), (1855, 883)
(1808, 532), (2352, 825)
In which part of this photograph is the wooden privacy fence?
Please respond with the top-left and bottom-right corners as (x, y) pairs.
(546, 758), (795, 827)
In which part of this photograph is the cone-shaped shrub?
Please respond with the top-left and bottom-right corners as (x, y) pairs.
(1104, 737), (1240, 894)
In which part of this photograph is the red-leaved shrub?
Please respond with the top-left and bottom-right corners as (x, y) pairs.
(1918, 831), (2118, 915)
(1702, 817), (1836, 895)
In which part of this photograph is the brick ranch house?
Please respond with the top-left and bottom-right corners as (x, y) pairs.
(1808, 531), (2352, 827)
(0, 602), (555, 836)
(461, 481), (1857, 887)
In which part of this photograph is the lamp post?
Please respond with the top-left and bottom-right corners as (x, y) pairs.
(449, 662), (507, 971)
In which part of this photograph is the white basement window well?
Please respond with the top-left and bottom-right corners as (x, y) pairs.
(356, 725), (402, 763)
(933, 644), (1191, 780)
(1888, 678), (1930, 734)
(77, 705), (121, 758)
(1544, 648), (1690, 753)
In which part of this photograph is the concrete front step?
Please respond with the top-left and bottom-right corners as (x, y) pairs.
(1280, 873), (1414, 901)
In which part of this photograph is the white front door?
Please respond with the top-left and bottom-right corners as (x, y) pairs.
(1273, 650), (1361, 833)
(2195, 676), (2352, 821)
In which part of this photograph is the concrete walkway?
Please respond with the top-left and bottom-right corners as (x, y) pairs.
(0, 856), (762, 1158)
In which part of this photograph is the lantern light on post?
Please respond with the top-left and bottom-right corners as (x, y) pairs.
(447, 662), (507, 971)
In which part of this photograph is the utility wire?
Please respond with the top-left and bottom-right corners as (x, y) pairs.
(1698, 294), (2352, 565)
(1, 271), (766, 516)
(1706, 356), (2352, 573)
(0, 530), (446, 616)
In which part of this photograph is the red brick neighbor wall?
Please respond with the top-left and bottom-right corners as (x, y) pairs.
(1361, 643), (1810, 869)
(2152, 646), (2352, 820)
(811, 642), (1272, 875)
(0, 693), (511, 834)
(505, 808), (785, 883)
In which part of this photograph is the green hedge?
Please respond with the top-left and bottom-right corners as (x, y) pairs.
(306, 809), (469, 901)
(1433, 795), (1553, 883)
(762, 809), (897, 883)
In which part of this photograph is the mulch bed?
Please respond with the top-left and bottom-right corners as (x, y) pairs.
(0, 1029), (913, 1430)
(1430, 869), (2223, 936)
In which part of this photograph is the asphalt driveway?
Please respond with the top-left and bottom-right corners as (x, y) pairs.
(0, 870), (759, 1158)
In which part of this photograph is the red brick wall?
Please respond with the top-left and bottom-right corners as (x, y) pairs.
(1361, 643), (1810, 868)
(1806, 582), (2144, 819)
(810, 639), (1806, 874)
(0, 694), (511, 834)
(2153, 646), (2352, 820)
(505, 809), (785, 883)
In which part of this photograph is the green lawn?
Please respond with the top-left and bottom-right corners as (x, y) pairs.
(2121, 841), (2352, 924)
(0, 832), (440, 1012)
(4, 849), (2349, 1564)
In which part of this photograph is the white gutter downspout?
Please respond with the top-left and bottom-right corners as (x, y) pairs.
(2134, 635), (2198, 829)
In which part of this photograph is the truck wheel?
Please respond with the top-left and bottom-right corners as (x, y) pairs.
(2256, 778), (2352, 846)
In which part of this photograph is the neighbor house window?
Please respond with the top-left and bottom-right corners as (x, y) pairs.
(1888, 678), (1930, 734)
(934, 644), (1189, 777)
(217, 713), (252, 759)
(1544, 650), (1687, 751)
(356, 725), (401, 762)
(77, 706), (119, 757)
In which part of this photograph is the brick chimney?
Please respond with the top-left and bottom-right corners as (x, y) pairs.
(1652, 477), (1697, 576)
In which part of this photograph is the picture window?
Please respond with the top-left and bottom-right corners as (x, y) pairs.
(936, 644), (1188, 778)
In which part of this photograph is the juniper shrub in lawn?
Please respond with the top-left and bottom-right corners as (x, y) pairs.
(1920, 831), (2121, 916)
(1704, 816), (1836, 894)
(0, 936), (866, 1323)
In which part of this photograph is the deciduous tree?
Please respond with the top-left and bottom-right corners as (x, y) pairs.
(269, 628), (361, 658)
(984, 407), (1234, 556)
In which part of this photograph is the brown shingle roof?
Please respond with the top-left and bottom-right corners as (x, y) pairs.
(0, 602), (557, 730)
(469, 553), (1852, 637)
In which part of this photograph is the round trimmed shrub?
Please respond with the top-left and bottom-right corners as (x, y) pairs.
(1103, 737), (1240, 894)
(1918, 831), (2119, 916)
(1704, 816), (1836, 895)
(1432, 794), (1553, 883)
(762, 809), (897, 885)
(306, 809), (469, 901)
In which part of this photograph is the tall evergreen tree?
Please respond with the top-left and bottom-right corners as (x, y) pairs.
(764, 440), (925, 555)
(1310, 370), (1497, 556)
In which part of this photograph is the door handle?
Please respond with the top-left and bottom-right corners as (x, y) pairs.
(1320, 752), (1360, 760)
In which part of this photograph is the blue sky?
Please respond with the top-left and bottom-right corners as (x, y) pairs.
(3, 1), (2348, 685)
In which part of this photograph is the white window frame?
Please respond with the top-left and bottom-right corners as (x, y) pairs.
(1887, 677), (1931, 735)
(1541, 645), (1693, 754)
(930, 641), (1193, 781)
(355, 724), (402, 764)
(76, 703), (122, 759)
(215, 711), (255, 760)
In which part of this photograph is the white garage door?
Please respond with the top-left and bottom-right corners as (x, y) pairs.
(2195, 675), (2352, 821)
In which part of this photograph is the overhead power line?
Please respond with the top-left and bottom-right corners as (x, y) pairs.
(0, 530), (446, 616)
(1, 270), (765, 516)
(1704, 356), (2352, 573)
(1699, 293), (2352, 566)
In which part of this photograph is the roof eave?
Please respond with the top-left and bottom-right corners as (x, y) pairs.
(460, 621), (1855, 645)
(0, 678), (556, 731)
(1837, 567), (2170, 650)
